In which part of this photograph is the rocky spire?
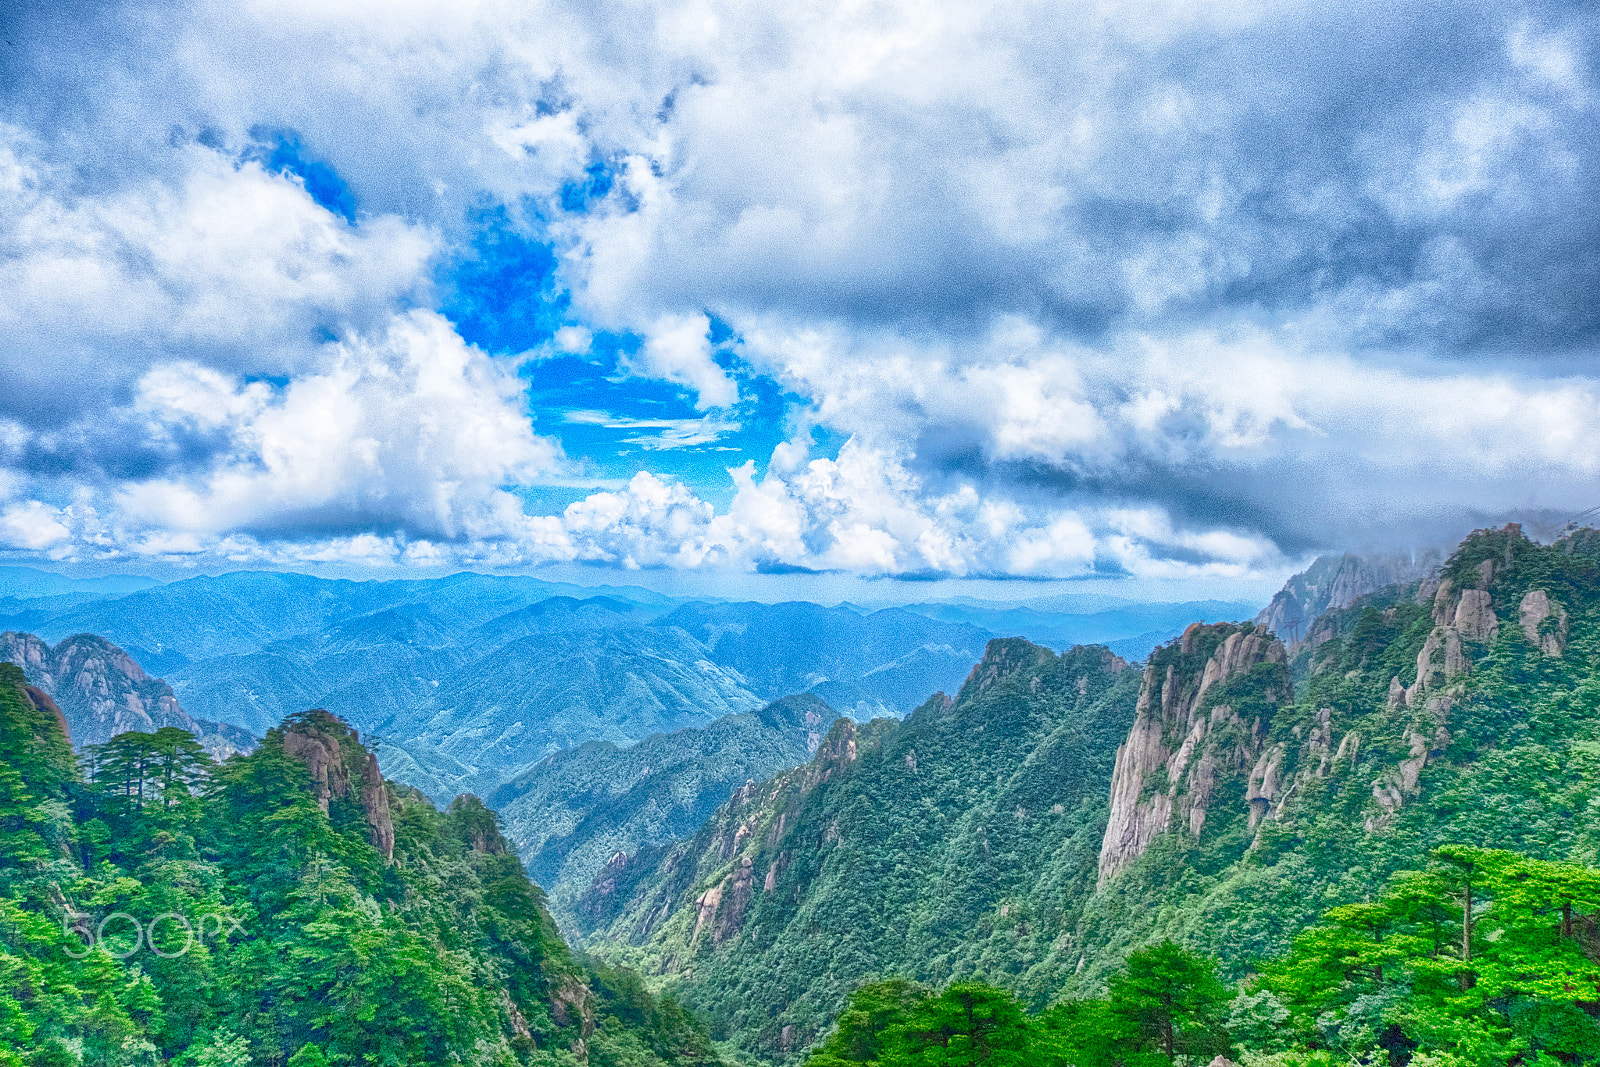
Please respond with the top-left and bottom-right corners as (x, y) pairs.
(1098, 622), (1289, 884)
(280, 709), (395, 862)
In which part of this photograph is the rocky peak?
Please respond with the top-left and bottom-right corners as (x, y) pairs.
(1397, 527), (1532, 710)
(811, 719), (861, 785)
(1257, 550), (1441, 647)
(956, 638), (1056, 702)
(0, 631), (254, 759)
(1098, 622), (1289, 884)
(279, 710), (395, 862)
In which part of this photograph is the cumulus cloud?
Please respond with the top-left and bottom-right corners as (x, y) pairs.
(1, 0), (1597, 578)
(0, 502), (72, 552)
(624, 313), (739, 410)
(531, 439), (1283, 580)
(0, 128), (433, 431)
(117, 310), (564, 541)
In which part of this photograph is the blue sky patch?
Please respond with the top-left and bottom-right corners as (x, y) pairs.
(441, 203), (567, 354)
(253, 131), (356, 223)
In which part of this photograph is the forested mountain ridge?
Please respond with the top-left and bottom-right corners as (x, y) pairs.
(574, 641), (1141, 1059)
(576, 524), (1600, 1064)
(0, 571), (1255, 815)
(0, 631), (255, 760)
(0, 666), (724, 1066)
(490, 694), (832, 928)
(1074, 523), (1600, 971)
(0, 574), (1007, 806)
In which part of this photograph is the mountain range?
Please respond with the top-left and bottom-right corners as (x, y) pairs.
(0, 631), (255, 759)
(571, 524), (1600, 1062)
(0, 570), (1256, 804)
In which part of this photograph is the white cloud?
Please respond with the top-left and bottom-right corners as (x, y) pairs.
(0, 130), (433, 421)
(624, 313), (739, 410)
(0, 502), (71, 551)
(2, 0), (1597, 579)
(562, 471), (717, 568)
(562, 410), (741, 449)
(117, 310), (564, 540)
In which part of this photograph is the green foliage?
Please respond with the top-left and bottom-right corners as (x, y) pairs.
(580, 643), (1142, 1060)
(1105, 942), (1231, 1064)
(809, 847), (1600, 1067)
(0, 678), (723, 1066)
(1259, 847), (1600, 1065)
(805, 980), (1040, 1067)
(584, 526), (1600, 1065)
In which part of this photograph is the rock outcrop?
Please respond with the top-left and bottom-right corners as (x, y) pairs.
(0, 631), (254, 759)
(280, 710), (395, 862)
(1257, 550), (1441, 647)
(1519, 589), (1568, 657)
(1402, 553), (1503, 708)
(1098, 623), (1290, 884)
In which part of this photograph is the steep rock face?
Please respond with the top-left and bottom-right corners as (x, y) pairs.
(1257, 550), (1441, 647)
(578, 717), (869, 942)
(1519, 589), (1569, 657)
(1235, 524), (1594, 840)
(360, 751), (396, 859)
(1394, 545), (1506, 712)
(279, 709), (395, 862)
(1098, 623), (1290, 884)
(0, 631), (254, 759)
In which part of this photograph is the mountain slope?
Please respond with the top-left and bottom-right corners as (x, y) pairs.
(0, 672), (725, 1066)
(1072, 523), (1600, 979)
(575, 641), (1140, 1059)
(577, 524), (1600, 1063)
(894, 597), (1262, 661)
(654, 602), (993, 719)
(491, 694), (831, 926)
(0, 631), (255, 758)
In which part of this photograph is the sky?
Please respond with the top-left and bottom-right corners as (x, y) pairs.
(0, 0), (1596, 599)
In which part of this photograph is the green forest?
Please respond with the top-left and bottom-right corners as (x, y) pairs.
(578, 526), (1600, 1063)
(802, 845), (1600, 1065)
(0, 675), (721, 1066)
(5, 525), (1600, 1066)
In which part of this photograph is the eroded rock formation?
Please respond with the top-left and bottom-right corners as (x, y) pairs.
(1098, 622), (1290, 884)
(1519, 589), (1568, 657)
(280, 710), (395, 862)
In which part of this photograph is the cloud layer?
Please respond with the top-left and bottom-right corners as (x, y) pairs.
(1, 0), (1597, 580)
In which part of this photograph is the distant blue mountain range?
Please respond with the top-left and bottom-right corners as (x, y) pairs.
(0, 568), (1260, 808)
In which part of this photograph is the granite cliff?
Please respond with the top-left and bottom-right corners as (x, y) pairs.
(1097, 621), (1291, 883)
(575, 524), (1600, 1063)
